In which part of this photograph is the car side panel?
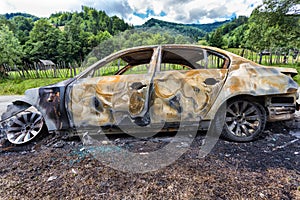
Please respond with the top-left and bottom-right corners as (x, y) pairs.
(151, 69), (227, 123)
(68, 74), (152, 127)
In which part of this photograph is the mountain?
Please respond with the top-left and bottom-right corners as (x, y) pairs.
(136, 18), (230, 40)
(2, 12), (39, 21)
(186, 20), (231, 33)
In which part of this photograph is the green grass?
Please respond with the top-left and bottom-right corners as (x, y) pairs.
(0, 78), (67, 95)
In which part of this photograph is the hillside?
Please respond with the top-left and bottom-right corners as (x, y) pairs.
(137, 18), (230, 40)
(0, 0), (298, 69)
(0, 7), (134, 64)
(2, 12), (39, 21)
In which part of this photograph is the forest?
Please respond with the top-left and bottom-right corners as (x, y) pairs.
(0, 0), (299, 79)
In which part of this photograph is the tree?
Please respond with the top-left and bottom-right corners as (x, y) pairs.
(209, 28), (225, 48)
(84, 28), (192, 64)
(262, 0), (299, 15)
(262, 0), (299, 47)
(95, 31), (112, 43)
(245, 0), (300, 54)
(111, 16), (133, 34)
(0, 25), (23, 77)
(24, 19), (64, 62)
(0, 15), (15, 34)
(63, 14), (84, 62)
(11, 16), (34, 45)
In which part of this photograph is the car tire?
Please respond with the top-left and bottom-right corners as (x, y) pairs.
(222, 99), (266, 142)
(1, 104), (47, 145)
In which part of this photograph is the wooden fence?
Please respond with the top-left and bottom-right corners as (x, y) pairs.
(1, 48), (299, 80)
(2, 61), (86, 79)
(228, 49), (299, 65)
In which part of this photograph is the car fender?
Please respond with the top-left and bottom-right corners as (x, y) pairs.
(205, 63), (299, 119)
(9, 88), (58, 131)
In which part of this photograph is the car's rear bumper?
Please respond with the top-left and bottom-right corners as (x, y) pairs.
(267, 106), (295, 121)
(266, 93), (299, 122)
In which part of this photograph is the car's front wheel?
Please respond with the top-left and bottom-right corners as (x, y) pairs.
(1, 104), (46, 145)
(222, 100), (266, 142)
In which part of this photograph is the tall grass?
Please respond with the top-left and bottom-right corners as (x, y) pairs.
(0, 78), (67, 95)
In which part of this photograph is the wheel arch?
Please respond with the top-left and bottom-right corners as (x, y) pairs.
(1, 101), (31, 121)
(224, 94), (266, 108)
(12, 100), (32, 107)
(5, 100), (54, 132)
(223, 94), (268, 119)
(206, 94), (267, 120)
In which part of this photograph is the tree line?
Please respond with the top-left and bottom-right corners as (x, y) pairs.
(206, 0), (299, 63)
(0, 6), (132, 72)
(0, 0), (299, 78)
(138, 18), (229, 41)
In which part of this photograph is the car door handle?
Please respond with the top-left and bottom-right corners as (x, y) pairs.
(130, 82), (147, 90)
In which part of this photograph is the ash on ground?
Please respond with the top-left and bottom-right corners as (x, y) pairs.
(0, 119), (299, 199)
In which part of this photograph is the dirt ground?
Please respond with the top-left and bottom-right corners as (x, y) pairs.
(0, 120), (299, 199)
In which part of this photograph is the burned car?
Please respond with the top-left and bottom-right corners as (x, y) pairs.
(1, 45), (299, 144)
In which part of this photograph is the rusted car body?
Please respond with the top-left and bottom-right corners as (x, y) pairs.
(1, 45), (299, 144)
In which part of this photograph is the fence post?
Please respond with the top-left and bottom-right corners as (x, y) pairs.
(292, 50), (299, 64)
(276, 51), (280, 64)
(53, 64), (57, 78)
(14, 64), (22, 79)
(68, 63), (72, 77)
(34, 62), (40, 78)
(268, 49), (271, 65)
(73, 62), (77, 76)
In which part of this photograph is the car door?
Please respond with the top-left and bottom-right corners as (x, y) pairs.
(66, 47), (159, 129)
(150, 46), (229, 124)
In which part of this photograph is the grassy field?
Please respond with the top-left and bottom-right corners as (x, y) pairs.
(0, 78), (67, 95)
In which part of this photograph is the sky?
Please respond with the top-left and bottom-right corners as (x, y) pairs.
(0, 0), (263, 25)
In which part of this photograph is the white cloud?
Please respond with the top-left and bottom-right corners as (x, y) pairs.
(127, 14), (148, 25)
(225, 0), (262, 17)
(0, 0), (82, 17)
(123, 0), (263, 24)
(0, 0), (263, 25)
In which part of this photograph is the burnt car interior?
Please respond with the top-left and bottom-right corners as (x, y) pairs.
(90, 47), (230, 77)
(160, 48), (205, 70)
(206, 50), (229, 69)
(160, 48), (228, 71)
(91, 49), (154, 76)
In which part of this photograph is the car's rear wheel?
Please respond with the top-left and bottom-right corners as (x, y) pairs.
(1, 104), (46, 145)
(222, 100), (266, 142)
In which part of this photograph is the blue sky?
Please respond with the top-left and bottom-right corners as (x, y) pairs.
(0, 0), (263, 25)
